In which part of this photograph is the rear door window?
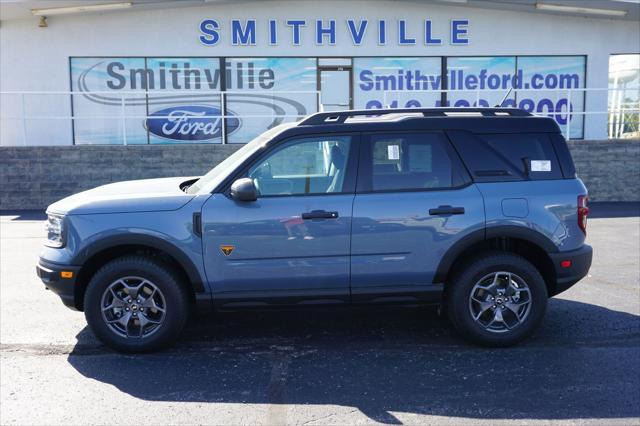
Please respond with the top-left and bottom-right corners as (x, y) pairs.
(358, 132), (468, 192)
(476, 133), (563, 180)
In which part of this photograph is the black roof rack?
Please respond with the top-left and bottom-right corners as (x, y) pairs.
(299, 108), (532, 126)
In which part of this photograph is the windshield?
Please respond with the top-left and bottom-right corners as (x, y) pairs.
(186, 123), (296, 194)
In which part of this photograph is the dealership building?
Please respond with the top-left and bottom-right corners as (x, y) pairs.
(0, 0), (639, 208)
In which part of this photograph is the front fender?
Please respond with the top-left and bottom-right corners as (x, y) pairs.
(72, 232), (206, 293)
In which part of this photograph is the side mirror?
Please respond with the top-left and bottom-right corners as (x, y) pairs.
(230, 178), (258, 202)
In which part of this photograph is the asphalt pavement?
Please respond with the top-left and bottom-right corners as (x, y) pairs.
(0, 205), (638, 425)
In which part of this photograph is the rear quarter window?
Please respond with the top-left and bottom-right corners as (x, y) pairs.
(476, 133), (563, 180)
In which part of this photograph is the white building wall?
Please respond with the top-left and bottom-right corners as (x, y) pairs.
(1, 0), (638, 145)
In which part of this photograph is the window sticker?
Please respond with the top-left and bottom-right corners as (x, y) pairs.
(531, 160), (551, 172)
(388, 144), (400, 160)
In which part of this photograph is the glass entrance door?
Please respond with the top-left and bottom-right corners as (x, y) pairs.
(320, 69), (352, 111)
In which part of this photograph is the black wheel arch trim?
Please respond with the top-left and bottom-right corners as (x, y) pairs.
(73, 234), (206, 293)
(434, 225), (558, 283)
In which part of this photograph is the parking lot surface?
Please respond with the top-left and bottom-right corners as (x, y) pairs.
(1, 205), (639, 425)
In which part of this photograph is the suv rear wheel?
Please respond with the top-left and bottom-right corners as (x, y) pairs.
(447, 251), (548, 347)
(84, 255), (189, 353)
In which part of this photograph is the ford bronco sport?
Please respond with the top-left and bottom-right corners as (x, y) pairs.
(37, 108), (592, 352)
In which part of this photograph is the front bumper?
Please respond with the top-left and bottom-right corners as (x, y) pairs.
(36, 259), (81, 310)
(548, 244), (593, 297)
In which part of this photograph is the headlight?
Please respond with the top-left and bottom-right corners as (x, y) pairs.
(45, 214), (65, 248)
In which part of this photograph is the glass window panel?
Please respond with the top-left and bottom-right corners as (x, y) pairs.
(248, 136), (351, 196)
(354, 57), (442, 110)
(608, 54), (640, 139)
(446, 57), (516, 107)
(369, 133), (456, 191)
(477, 133), (563, 180)
(146, 58), (222, 144)
(225, 58), (318, 144)
(516, 56), (586, 139)
(70, 57), (148, 145)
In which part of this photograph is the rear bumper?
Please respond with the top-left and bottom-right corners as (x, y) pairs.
(36, 259), (81, 310)
(548, 244), (593, 297)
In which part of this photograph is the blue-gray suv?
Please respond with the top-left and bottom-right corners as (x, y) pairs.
(37, 108), (593, 352)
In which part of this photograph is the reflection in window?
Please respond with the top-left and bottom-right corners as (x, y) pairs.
(608, 54), (640, 139)
(370, 133), (458, 191)
(249, 136), (351, 196)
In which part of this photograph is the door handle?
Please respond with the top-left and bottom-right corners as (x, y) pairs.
(429, 206), (465, 215)
(301, 210), (339, 220)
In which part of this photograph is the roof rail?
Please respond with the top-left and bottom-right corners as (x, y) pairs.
(299, 108), (532, 126)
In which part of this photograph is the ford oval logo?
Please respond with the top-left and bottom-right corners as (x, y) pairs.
(145, 105), (240, 141)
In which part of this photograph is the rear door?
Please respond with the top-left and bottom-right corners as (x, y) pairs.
(350, 131), (485, 302)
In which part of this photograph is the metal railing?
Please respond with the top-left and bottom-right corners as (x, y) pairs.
(0, 90), (322, 145)
(1, 88), (638, 145)
(383, 87), (640, 140)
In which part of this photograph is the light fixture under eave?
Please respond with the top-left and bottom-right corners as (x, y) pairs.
(38, 16), (48, 28)
(31, 2), (133, 17)
(535, 3), (628, 17)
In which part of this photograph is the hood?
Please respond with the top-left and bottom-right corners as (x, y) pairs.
(47, 177), (198, 215)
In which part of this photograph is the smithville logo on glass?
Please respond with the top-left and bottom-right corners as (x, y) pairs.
(220, 245), (235, 256)
(145, 105), (240, 142)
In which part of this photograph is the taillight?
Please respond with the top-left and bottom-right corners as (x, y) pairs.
(578, 195), (589, 234)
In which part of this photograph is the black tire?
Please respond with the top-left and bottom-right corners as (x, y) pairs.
(446, 251), (548, 347)
(84, 255), (189, 353)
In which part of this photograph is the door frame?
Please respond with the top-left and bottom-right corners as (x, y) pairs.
(317, 65), (354, 110)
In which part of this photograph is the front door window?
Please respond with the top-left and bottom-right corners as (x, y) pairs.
(248, 136), (351, 196)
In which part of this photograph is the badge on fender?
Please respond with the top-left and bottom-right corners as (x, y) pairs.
(220, 245), (235, 256)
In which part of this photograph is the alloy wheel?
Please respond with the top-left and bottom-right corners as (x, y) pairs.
(468, 271), (532, 333)
(100, 276), (167, 339)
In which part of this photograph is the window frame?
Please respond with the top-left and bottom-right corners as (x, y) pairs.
(356, 130), (471, 194)
(226, 132), (361, 199)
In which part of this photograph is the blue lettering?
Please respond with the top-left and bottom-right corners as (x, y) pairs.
(366, 100), (383, 109)
(398, 20), (416, 45)
(316, 20), (336, 44)
(286, 20), (306, 45)
(451, 19), (469, 45)
(465, 74), (478, 90)
(269, 19), (277, 45)
(425, 20), (441, 45)
(487, 74), (501, 90)
(199, 19), (219, 46)
(518, 98), (535, 112)
(555, 98), (572, 125)
(531, 73), (544, 89)
(537, 98), (555, 116)
(378, 20), (386, 45)
(231, 20), (256, 45)
(316, 19), (336, 44)
(347, 19), (368, 45)
(359, 70), (374, 90)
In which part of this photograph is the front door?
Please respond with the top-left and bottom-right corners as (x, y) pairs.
(350, 131), (485, 302)
(201, 134), (358, 307)
(319, 68), (352, 111)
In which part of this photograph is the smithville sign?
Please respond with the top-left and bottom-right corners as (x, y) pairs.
(199, 19), (470, 46)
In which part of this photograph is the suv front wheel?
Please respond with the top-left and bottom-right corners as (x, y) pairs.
(447, 252), (548, 347)
(84, 255), (189, 353)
